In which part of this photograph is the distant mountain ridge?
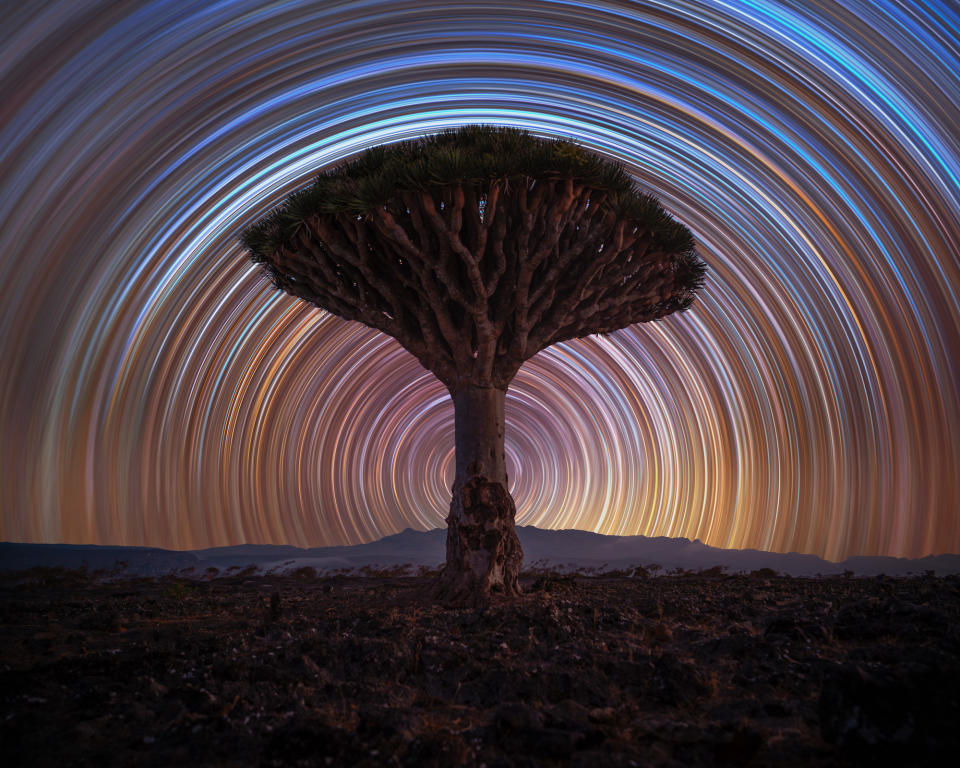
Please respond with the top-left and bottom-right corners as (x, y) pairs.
(2, 527), (959, 577)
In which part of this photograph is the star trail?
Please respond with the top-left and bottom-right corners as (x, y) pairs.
(1, 0), (958, 559)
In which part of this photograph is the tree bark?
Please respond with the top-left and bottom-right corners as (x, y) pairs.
(435, 385), (523, 604)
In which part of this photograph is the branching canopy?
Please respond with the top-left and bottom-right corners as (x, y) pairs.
(242, 126), (705, 390)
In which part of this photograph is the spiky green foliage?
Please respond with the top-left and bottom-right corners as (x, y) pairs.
(241, 125), (705, 389)
(243, 126), (691, 260)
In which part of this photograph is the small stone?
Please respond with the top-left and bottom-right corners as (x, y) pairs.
(646, 622), (673, 645)
(494, 702), (544, 732)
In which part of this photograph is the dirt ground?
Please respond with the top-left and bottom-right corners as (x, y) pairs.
(2, 567), (958, 767)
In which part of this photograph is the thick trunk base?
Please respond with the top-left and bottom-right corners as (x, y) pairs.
(434, 475), (523, 606)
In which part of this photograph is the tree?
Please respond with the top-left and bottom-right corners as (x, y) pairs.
(241, 126), (705, 603)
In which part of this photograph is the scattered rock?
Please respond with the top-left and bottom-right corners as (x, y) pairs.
(1, 569), (957, 766)
(819, 660), (960, 761)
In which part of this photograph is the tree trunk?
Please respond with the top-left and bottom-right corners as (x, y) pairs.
(435, 385), (523, 604)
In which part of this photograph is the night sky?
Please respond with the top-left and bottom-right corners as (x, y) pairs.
(2, 0), (958, 560)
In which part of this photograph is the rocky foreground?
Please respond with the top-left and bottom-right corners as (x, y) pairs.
(2, 567), (958, 767)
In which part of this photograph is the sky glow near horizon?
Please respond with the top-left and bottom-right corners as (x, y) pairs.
(1, 0), (958, 559)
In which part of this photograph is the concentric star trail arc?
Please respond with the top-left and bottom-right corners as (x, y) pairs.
(1, 0), (958, 560)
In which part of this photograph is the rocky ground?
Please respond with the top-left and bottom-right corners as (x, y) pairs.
(1, 566), (958, 767)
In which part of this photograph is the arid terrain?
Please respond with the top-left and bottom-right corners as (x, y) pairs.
(2, 566), (958, 767)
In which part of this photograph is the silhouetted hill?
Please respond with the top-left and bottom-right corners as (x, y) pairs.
(3, 527), (959, 577)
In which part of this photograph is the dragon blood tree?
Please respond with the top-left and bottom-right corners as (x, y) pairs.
(241, 126), (705, 603)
